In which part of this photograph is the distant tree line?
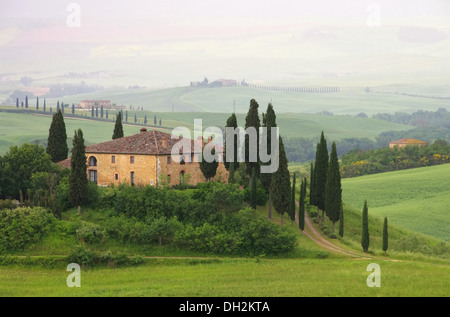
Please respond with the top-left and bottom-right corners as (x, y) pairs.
(340, 139), (450, 178)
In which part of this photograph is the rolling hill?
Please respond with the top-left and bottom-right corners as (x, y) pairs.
(0, 109), (411, 155)
(342, 164), (450, 243)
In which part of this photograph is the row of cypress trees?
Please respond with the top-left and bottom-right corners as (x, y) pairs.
(224, 100), (292, 226)
(309, 131), (342, 233)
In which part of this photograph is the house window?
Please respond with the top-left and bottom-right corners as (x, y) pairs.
(88, 156), (97, 167)
(130, 171), (135, 186)
(112, 156), (115, 163)
(115, 173), (119, 181)
(89, 170), (97, 184)
(130, 156), (135, 164)
(167, 156), (171, 164)
(150, 179), (154, 186)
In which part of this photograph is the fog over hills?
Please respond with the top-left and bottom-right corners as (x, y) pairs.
(1, 0), (450, 105)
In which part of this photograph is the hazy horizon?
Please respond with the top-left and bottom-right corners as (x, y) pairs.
(1, 0), (450, 89)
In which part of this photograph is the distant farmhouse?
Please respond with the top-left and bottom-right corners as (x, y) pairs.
(78, 100), (112, 109)
(389, 138), (428, 149)
(59, 128), (228, 187)
(190, 77), (241, 88)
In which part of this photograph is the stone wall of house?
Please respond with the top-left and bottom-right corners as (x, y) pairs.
(85, 152), (228, 187)
(157, 154), (228, 186)
(86, 153), (157, 186)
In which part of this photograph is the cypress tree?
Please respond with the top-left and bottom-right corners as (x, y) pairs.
(260, 103), (277, 219)
(309, 162), (315, 206)
(224, 113), (239, 171)
(91, 106), (94, 117)
(134, 113), (137, 123)
(95, 106), (98, 118)
(361, 200), (370, 252)
(228, 159), (235, 184)
(289, 173), (296, 221)
(100, 105), (104, 118)
(199, 147), (218, 182)
(25, 95), (28, 108)
(159, 119), (162, 126)
(69, 129), (88, 214)
(43, 99), (46, 112)
(125, 110), (128, 122)
(154, 115), (157, 125)
(250, 167), (257, 209)
(314, 132), (328, 222)
(112, 111), (124, 139)
(271, 136), (290, 226)
(244, 99), (261, 178)
(16, 98), (19, 108)
(36, 97), (39, 110)
(57, 101), (60, 113)
(382, 217), (388, 256)
(339, 201), (344, 238)
(46, 109), (68, 163)
(144, 115), (148, 125)
(72, 103), (75, 115)
(324, 142), (342, 232)
(298, 178), (306, 231)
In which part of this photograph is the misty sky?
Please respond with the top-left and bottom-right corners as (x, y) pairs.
(1, 0), (450, 87)
(1, 0), (449, 19)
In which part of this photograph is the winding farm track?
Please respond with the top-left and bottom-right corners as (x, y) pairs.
(295, 202), (372, 259)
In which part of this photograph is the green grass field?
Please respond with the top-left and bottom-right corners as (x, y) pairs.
(0, 109), (410, 155)
(342, 164), (450, 243)
(0, 257), (449, 297)
(38, 84), (450, 116)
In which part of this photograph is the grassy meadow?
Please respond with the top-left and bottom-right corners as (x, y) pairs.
(342, 164), (450, 243)
(0, 108), (411, 155)
(0, 257), (449, 297)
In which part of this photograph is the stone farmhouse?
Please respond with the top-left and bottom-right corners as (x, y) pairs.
(388, 138), (428, 149)
(81, 128), (228, 187)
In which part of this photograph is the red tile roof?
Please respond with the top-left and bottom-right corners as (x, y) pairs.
(85, 129), (202, 155)
(56, 157), (71, 169)
(389, 138), (428, 145)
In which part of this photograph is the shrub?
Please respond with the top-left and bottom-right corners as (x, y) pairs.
(66, 244), (97, 266)
(0, 207), (56, 252)
(0, 199), (19, 210)
(76, 222), (106, 244)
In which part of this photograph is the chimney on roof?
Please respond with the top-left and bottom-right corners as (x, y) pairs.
(197, 136), (204, 149)
(140, 127), (147, 134)
(161, 136), (167, 148)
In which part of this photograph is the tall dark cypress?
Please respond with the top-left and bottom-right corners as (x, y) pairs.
(25, 96), (28, 108)
(16, 98), (19, 108)
(339, 201), (344, 238)
(309, 162), (315, 206)
(271, 136), (290, 226)
(314, 131), (328, 221)
(260, 103), (277, 219)
(244, 99), (261, 178)
(46, 109), (68, 163)
(382, 217), (388, 256)
(324, 142), (342, 232)
(69, 129), (88, 214)
(361, 200), (370, 253)
(224, 113), (239, 171)
(112, 111), (124, 139)
(43, 99), (46, 112)
(298, 178), (306, 231)
(289, 173), (296, 221)
(36, 97), (39, 110)
(250, 167), (257, 209)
